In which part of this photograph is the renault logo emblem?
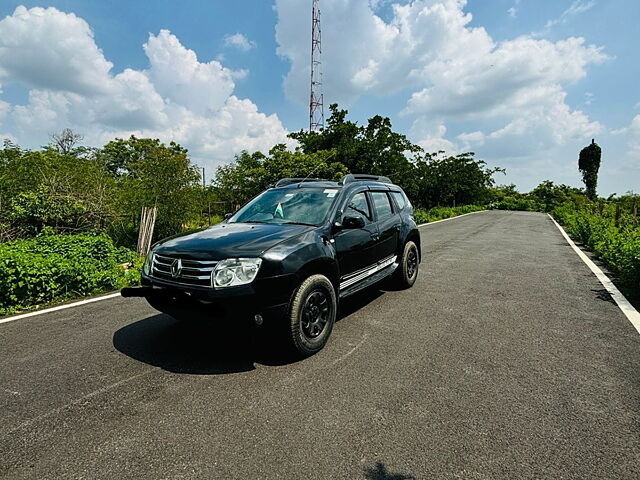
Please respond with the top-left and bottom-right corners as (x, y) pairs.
(170, 258), (182, 278)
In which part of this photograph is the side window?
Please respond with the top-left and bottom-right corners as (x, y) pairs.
(345, 192), (372, 222)
(371, 192), (393, 219)
(390, 191), (406, 211)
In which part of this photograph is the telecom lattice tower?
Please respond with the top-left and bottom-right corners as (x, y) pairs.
(309, 0), (324, 131)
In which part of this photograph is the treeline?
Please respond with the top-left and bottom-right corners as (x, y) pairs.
(1, 106), (505, 247)
(217, 104), (503, 209)
(0, 133), (215, 247)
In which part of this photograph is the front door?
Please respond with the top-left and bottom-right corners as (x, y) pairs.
(333, 191), (379, 282)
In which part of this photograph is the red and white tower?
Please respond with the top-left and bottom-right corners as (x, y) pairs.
(309, 0), (324, 131)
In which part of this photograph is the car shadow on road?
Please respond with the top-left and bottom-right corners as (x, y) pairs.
(363, 462), (416, 480)
(337, 287), (386, 321)
(114, 285), (388, 375)
(113, 314), (294, 375)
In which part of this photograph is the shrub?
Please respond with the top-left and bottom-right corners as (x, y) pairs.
(414, 205), (484, 224)
(552, 202), (640, 296)
(0, 233), (139, 315)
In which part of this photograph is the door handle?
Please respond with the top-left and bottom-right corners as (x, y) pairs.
(372, 233), (380, 241)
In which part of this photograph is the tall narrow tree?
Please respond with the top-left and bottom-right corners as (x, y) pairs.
(578, 139), (602, 200)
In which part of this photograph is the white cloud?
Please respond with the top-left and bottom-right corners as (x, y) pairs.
(507, 7), (517, 18)
(543, 0), (596, 32)
(275, 0), (606, 175)
(0, 6), (288, 170)
(145, 30), (237, 115)
(224, 33), (256, 52)
(0, 6), (112, 95)
(628, 115), (640, 157)
(410, 119), (459, 154)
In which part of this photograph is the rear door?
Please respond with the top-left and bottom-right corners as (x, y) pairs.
(369, 190), (401, 263)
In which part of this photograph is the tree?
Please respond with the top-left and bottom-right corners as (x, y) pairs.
(578, 139), (602, 200)
(49, 128), (84, 155)
(529, 180), (583, 212)
(412, 152), (504, 208)
(98, 136), (201, 241)
(214, 146), (348, 207)
(0, 142), (115, 237)
(289, 104), (420, 196)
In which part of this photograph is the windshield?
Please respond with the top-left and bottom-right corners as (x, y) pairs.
(229, 187), (340, 226)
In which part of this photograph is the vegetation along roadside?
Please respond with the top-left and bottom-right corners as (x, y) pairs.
(1, 107), (637, 314)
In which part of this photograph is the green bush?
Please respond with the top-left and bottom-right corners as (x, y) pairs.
(0, 233), (140, 315)
(490, 196), (543, 212)
(414, 205), (484, 224)
(552, 203), (640, 296)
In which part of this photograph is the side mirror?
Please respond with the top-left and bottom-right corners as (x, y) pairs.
(342, 215), (366, 229)
(224, 213), (233, 220)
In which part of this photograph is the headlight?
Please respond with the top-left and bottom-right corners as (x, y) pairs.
(142, 248), (155, 276)
(212, 258), (262, 288)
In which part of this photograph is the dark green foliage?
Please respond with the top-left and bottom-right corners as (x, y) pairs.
(578, 139), (602, 200)
(412, 153), (504, 208)
(214, 145), (349, 207)
(413, 205), (485, 224)
(552, 201), (640, 297)
(290, 103), (421, 189)
(288, 104), (499, 209)
(0, 234), (139, 315)
(0, 135), (209, 246)
(489, 181), (584, 212)
(98, 136), (202, 242)
(0, 144), (115, 239)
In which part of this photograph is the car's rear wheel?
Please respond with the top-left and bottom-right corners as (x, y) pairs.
(287, 274), (337, 356)
(392, 240), (419, 289)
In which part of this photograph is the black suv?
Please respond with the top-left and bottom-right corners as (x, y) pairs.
(122, 174), (421, 355)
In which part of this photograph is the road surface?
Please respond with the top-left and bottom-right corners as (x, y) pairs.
(1, 211), (639, 479)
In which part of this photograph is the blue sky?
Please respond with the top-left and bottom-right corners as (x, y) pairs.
(0, 0), (638, 195)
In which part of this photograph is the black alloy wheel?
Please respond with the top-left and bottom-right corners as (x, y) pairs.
(392, 240), (420, 289)
(287, 274), (337, 356)
(300, 289), (331, 340)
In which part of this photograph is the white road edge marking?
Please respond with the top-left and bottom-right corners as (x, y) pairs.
(0, 292), (121, 325)
(418, 210), (484, 227)
(548, 213), (640, 335)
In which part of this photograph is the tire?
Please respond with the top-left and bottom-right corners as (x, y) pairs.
(392, 240), (419, 289)
(287, 274), (337, 357)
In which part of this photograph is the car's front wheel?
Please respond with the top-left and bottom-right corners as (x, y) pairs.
(287, 274), (337, 356)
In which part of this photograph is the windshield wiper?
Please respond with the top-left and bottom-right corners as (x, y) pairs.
(280, 221), (317, 226)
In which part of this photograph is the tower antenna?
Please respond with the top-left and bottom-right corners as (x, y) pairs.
(309, 0), (324, 131)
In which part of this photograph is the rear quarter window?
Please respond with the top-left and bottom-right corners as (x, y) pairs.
(390, 191), (406, 210)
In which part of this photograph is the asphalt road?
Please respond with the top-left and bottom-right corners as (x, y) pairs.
(1, 210), (639, 480)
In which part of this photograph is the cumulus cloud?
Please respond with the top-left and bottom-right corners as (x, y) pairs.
(275, 0), (606, 164)
(0, 6), (112, 95)
(0, 6), (288, 169)
(224, 33), (256, 52)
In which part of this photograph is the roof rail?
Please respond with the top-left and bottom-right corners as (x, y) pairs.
(339, 174), (392, 185)
(274, 178), (328, 188)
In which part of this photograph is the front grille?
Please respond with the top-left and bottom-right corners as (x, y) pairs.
(151, 253), (218, 288)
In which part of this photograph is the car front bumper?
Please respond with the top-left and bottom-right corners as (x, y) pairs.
(121, 272), (298, 322)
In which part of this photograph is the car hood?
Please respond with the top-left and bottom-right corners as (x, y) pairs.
(154, 222), (314, 260)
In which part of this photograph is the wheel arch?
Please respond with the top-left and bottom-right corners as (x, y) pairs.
(296, 257), (340, 294)
(405, 228), (422, 262)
